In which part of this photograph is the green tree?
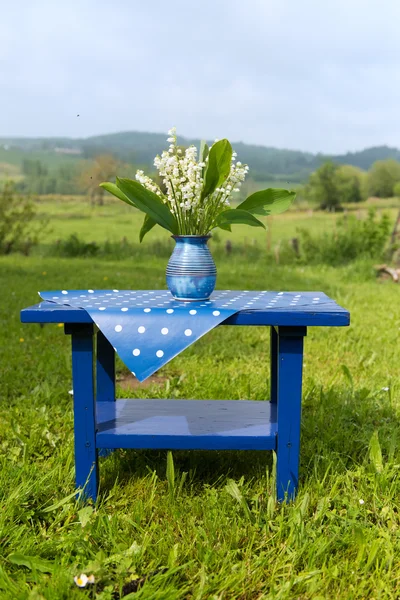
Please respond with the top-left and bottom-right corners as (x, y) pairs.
(305, 161), (341, 210)
(368, 159), (400, 198)
(0, 181), (48, 254)
(336, 165), (366, 203)
(393, 182), (400, 198)
(78, 154), (121, 205)
(21, 159), (48, 178)
(18, 161), (80, 195)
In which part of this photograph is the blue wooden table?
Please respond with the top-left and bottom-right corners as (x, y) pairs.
(21, 293), (349, 502)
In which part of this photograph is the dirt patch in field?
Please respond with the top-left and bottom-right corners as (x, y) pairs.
(116, 373), (168, 389)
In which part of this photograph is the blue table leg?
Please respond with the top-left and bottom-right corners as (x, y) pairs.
(65, 323), (98, 502)
(270, 326), (278, 404)
(96, 331), (115, 403)
(276, 326), (307, 502)
(96, 331), (115, 457)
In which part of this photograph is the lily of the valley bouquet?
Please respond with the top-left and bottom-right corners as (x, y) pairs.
(101, 127), (296, 240)
(101, 128), (296, 300)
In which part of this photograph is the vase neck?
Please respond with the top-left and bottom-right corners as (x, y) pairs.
(172, 235), (210, 245)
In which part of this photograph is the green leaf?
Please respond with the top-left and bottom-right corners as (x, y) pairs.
(116, 178), (178, 234)
(216, 222), (232, 232)
(201, 139), (232, 200)
(199, 140), (209, 178)
(166, 451), (175, 501)
(215, 209), (266, 229)
(42, 490), (77, 512)
(369, 431), (383, 474)
(99, 182), (136, 207)
(8, 554), (54, 573)
(139, 214), (157, 243)
(199, 140), (209, 163)
(225, 479), (252, 522)
(341, 364), (353, 388)
(78, 506), (94, 528)
(237, 188), (296, 216)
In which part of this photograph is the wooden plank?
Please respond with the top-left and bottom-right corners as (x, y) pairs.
(96, 399), (277, 450)
(22, 302), (93, 324)
(275, 327), (305, 502)
(96, 331), (115, 402)
(96, 332), (115, 457)
(21, 299), (350, 327)
(226, 309), (349, 327)
(270, 327), (278, 404)
(68, 325), (98, 501)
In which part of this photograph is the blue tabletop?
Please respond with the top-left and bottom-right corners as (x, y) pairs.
(21, 290), (349, 381)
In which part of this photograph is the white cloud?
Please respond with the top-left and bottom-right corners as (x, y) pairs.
(0, 0), (399, 152)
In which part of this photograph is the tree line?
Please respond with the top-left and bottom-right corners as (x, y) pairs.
(17, 156), (133, 198)
(5, 130), (400, 177)
(303, 159), (400, 209)
(15, 155), (400, 208)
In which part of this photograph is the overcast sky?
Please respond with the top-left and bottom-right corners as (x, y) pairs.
(1, 0), (399, 153)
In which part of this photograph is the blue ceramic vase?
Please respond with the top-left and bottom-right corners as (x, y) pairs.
(166, 235), (217, 301)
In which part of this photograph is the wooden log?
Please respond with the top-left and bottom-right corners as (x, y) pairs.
(374, 264), (399, 282)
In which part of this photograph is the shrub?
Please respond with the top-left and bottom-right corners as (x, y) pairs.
(298, 209), (391, 266)
(305, 161), (342, 210)
(52, 234), (100, 257)
(48, 211), (391, 268)
(336, 165), (366, 203)
(50, 235), (174, 259)
(304, 162), (367, 209)
(48, 234), (273, 262)
(393, 182), (400, 198)
(0, 181), (47, 255)
(368, 160), (400, 198)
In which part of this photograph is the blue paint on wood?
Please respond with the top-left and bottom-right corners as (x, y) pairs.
(68, 325), (98, 502)
(20, 290), (350, 502)
(96, 399), (277, 451)
(276, 327), (305, 502)
(270, 327), (278, 404)
(96, 331), (115, 402)
(96, 331), (115, 458)
(23, 302), (93, 323)
(36, 290), (347, 382)
(21, 292), (350, 328)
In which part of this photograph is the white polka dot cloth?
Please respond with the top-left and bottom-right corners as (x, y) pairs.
(39, 290), (327, 382)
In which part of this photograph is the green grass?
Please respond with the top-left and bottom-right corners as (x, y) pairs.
(1, 204), (400, 598)
(0, 148), (79, 169)
(0, 162), (24, 185)
(34, 194), (398, 249)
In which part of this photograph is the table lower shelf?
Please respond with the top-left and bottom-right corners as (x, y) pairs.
(96, 399), (277, 451)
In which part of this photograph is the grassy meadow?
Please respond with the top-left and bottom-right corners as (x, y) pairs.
(1, 195), (400, 599)
(33, 193), (398, 248)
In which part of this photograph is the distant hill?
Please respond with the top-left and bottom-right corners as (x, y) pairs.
(333, 146), (400, 170)
(1, 131), (400, 183)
